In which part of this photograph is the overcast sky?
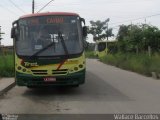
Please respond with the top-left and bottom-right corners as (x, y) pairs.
(0, 0), (160, 45)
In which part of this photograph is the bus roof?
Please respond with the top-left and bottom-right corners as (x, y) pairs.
(20, 12), (79, 19)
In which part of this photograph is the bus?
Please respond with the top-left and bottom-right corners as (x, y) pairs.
(94, 41), (107, 58)
(11, 12), (87, 88)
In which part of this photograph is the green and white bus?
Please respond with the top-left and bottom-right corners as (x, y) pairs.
(11, 12), (87, 88)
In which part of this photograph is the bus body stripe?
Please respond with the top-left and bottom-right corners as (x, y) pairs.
(56, 59), (67, 70)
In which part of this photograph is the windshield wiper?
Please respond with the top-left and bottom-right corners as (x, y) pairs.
(30, 31), (69, 58)
(58, 31), (69, 56)
(30, 41), (56, 58)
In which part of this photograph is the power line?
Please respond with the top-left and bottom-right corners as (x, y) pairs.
(47, 0), (153, 6)
(37, 0), (54, 13)
(110, 13), (160, 26)
(108, 13), (160, 34)
(0, 3), (19, 16)
(8, 0), (26, 13)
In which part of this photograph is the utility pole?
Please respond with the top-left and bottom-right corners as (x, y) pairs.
(106, 18), (110, 41)
(145, 18), (146, 24)
(107, 22), (109, 40)
(32, 0), (35, 14)
(0, 26), (5, 46)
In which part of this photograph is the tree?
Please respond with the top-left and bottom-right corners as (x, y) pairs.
(105, 28), (114, 40)
(88, 19), (113, 41)
(142, 24), (160, 52)
(117, 24), (160, 53)
(117, 25), (129, 41)
(117, 25), (130, 52)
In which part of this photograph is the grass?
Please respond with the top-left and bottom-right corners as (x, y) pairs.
(100, 53), (160, 76)
(85, 50), (97, 58)
(0, 54), (14, 77)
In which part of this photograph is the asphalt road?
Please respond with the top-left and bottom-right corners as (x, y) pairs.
(0, 59), (160, 114)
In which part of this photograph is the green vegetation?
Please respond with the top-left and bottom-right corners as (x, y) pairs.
(85, 50), (96, 58)
(85, 44), (160, 76)
(0, 54), (14, 77)
(100, 53), (160, 76)
(88, 19), (114, 41)
(117, 24), (160, 53)
(87, 21), (160, 77)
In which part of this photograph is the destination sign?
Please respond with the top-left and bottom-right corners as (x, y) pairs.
(26, 17), (66, 25)
(47, 18), (64, 24)
(20, 16), (78, 26)
(29, 19), (39, 25)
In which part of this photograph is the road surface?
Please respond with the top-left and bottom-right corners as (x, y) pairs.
(0, 59), (160, 114)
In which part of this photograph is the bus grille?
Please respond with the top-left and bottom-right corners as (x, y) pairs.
(31, 70), (48, 75)
(52, 69), (68, 75)
(31, 69), (68, 75)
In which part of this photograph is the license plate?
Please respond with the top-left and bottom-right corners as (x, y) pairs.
(44, 77), (56, 82)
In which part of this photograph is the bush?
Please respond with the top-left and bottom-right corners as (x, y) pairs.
(0, 55), (14, 77)
(85, 50), (96, 58)
(100, 53), (160, 76)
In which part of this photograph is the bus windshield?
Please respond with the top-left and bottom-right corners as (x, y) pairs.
(16, 16), (83, 57)
(98, 42), (106, 52)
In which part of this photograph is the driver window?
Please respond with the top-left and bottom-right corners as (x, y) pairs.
(35, 26), (52, 49)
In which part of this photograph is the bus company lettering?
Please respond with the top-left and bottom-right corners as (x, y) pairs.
(24, 62), (38, 67)
(47, 18), (64, 24)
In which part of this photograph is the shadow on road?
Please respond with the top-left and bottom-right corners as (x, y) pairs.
(21, 71), (132, 102)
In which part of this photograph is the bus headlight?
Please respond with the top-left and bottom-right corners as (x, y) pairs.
(22, 69), (27, 72)
(74, 67), (78, 71)
(79, 64), (83, 68)
(17, 66), (22, 70)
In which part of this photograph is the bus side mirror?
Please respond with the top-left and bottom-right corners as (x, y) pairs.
(11, 27), (19, 39)
(11, 20), (18, 39)
(80, 18), (85, 25)
(11, 27), (16, 38)
(83, 26), (87, 37)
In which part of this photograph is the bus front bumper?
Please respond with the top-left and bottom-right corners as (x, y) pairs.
(16, 70), (85, 87)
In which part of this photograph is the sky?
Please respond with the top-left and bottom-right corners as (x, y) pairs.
(0, 0), (160, 45)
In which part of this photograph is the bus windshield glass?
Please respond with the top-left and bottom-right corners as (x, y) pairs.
(16, 15), (83, 56)
(98, 42), (106, 52)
